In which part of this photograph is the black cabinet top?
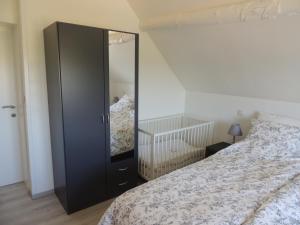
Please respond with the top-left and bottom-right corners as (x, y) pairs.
(206, 142), (231, 158)
(207, 142), (231, 151)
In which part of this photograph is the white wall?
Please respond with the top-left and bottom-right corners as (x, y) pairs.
(149, 15), (300, 103)
(129, 0), (300, 103)
(110, 83), (134, 103)
(128, 1), (300, 145)
(185, 92), (300, 143)
(109, 39), (135, 103)
(138, 33), (185, 119)
(19, 0), (185, 195)
(0, 0), (18, 24)
(109, 39), (135, 84)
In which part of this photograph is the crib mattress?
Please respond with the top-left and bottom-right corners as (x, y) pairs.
(139, 139), (205, 179)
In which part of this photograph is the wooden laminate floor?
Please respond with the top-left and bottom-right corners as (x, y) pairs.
(0, 183), (113, 225)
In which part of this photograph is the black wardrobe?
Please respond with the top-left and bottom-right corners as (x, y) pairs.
(44, 22), (139, 214)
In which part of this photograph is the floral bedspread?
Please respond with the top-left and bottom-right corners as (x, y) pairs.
(110, 95), (134, 156)
(100, 119), (300, 225)
(110, 109), (134, 156)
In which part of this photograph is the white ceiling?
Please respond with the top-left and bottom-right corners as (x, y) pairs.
(128, 0), (300, 103)
(129, 0), (248, 20)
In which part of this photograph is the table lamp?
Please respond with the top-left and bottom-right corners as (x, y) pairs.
(228, 123), (243, 143)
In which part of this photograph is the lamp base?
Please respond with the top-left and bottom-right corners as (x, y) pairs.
(232, 136), (236, 144)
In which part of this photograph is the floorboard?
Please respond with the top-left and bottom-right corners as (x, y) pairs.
(0, 183), (113, 225)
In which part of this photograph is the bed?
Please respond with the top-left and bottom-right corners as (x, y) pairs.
(99, 113), (300, 225)
(110, 95), (134, 156)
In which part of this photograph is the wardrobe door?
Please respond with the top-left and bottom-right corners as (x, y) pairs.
(58, 23), (107, 213)
(106, 31), (139, 197)
(44, 23), (68, 211)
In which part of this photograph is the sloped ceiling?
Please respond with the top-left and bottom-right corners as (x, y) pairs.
(129, 0), (247, 20)
(128, 0), (300, 103)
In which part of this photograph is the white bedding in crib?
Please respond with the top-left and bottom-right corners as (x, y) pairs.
(139, 139), (204, 169)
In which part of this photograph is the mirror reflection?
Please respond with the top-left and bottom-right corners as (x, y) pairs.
(109, 31), (135, 157)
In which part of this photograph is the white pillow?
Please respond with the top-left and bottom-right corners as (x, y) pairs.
(258, 112), (300, 128)
(297, 141), (300, 151)
(247, 119), (300, 142)
(247, 119), (300, 159)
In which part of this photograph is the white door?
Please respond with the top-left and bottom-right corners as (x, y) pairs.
(0, 24), (23, 187)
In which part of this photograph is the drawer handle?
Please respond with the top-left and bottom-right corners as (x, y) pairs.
(118, 167), (128, 172)
(118, 181), (128, 186)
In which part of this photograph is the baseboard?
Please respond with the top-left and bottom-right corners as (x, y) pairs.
(29, 189), (54, 200)
(0, 181), (24, 188)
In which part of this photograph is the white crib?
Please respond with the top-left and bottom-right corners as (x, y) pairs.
(138, 114), (214, 180)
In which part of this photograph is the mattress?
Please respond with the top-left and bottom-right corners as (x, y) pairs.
(139, 139), (204, 169)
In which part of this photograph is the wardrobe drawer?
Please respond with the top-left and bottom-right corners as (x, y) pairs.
(110, 179), (136, 196)
(108, 159), (137, 196)
(110, 159), (134, 181)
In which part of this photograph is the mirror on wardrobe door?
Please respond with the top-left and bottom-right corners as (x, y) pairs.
(108, 31), (135, 159)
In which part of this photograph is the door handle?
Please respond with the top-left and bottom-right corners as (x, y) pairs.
(101, 114), (105, 124)
(118, 181), (128, 186)
(2, 105), (16, 109)
(118, 167), (128, 172)
(107, 114), (110, 124)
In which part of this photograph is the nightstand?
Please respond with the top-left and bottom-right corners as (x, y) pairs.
(206, 142), (231, 158)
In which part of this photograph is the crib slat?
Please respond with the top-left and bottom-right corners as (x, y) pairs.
(191, 127), (195, 164)
(195, 127), (199, 160)
(138, 115), (214, 180)
(175, 131), (179, 169)
(205, 124), (209, 146)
